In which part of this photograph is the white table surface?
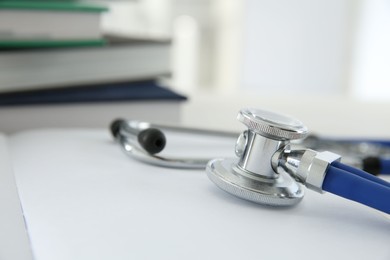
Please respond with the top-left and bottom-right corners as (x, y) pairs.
(7, 128), (390, 260)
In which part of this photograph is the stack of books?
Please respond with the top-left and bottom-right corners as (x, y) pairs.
(0, 1), (185, 133)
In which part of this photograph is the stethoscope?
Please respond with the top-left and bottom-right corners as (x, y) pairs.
(111, 108), (390, 214)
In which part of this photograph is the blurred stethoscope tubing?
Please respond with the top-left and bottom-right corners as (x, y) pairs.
(110, 108), (390, 214)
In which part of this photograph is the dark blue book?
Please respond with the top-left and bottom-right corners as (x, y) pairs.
(0, 80), (186, 106)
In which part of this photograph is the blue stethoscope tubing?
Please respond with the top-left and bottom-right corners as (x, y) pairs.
(310, 137), (390, 175)
(381, 159), (390, 174)
(346, 139), (390, 174)
(320, 137), (390, 214)
(323, 161), (390, 214)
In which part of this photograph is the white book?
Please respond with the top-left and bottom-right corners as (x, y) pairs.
(0, 41), (171, 92)
(0, 2), (106, 41)
(1, 127), (389, 260)
(0, 101), (182, 134)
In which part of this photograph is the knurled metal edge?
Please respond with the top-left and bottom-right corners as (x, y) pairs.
(237, 110), (307, 140)
(206, 160), (303, 206)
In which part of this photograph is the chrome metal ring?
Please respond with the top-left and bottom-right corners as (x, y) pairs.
(206, 158), (304, 206)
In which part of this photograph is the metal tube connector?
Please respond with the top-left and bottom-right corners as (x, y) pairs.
(272, 147), (341, 193)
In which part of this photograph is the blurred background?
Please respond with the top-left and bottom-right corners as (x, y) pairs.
(0, 0), (389, 137)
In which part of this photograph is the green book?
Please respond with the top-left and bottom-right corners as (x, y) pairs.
(0, 1), (108, 49)
(0, 1), (108, 12)
(0, 39), (106, 49)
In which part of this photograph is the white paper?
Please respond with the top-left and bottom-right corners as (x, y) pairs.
(9, 129), (390, 260)
(0, 134), (33, 260)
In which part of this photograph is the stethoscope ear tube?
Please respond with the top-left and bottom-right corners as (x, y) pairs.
(137, 128), (166, 154)
(110, 119), (124, 139)
(112, 119), (227, 169)
(111, 119), (167, 155)
(118, 135), (209, 169)
(363, 156), (390, 175)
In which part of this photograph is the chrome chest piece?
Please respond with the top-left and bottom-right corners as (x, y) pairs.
(206, 108), (308, 206)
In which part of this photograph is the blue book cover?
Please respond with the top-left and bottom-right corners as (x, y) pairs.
(0, 80), (186, 106)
